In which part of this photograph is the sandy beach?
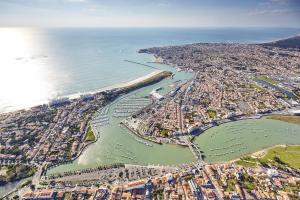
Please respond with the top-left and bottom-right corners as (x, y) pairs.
(65, 70), (169, 100)
(115, 70), (166, 89)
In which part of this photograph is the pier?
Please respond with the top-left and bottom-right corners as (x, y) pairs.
(92, 106), (110, 127)
(112, 96), (151, 118)
(124, 60), (161, 70)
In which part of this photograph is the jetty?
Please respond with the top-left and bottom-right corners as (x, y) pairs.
(124, 60), (161, 70)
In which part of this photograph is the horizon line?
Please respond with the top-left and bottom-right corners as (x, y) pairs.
(1, 25), (300, 29)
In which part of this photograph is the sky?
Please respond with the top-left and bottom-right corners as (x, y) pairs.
(0, 0), (299, 27)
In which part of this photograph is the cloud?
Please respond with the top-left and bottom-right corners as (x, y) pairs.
(248, 8), (300, 16)
(254, 0), (300, 16)
(268, 0), (288, 4)
(258, 0), (288, 7)
(158, 3), (169, 7)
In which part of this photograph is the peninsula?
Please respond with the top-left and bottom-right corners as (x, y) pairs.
(123, 35), (300, 143)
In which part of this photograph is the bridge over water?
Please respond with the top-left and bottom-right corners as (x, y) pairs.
(182, 136), (205, 166)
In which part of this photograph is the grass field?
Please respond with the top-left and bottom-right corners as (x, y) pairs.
(236, 145), (300, 169)
(235, 159), (257, 167)
(260, 145), (300, 169)
(265, 115), (300, 125)
(84, 126), (96, 142)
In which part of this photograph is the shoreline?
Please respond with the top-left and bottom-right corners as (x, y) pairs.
(193, 112), (300, 162)
(120, 122), (162, 145)
(0, 69), (171, 115)
(200, 144), (300, 166)
(193, 108), (299, 135)
(227, 144), (300, 164)
(117, 70), (165, 89)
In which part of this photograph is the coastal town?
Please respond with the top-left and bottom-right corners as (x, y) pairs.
(16, 160), (300, 200)
(0, 34), (300, 199)
(0, 71), (171, 187)
(124, 37), (300, 141)
(0, 91), (114, 186)
(2, 0), (300, 198)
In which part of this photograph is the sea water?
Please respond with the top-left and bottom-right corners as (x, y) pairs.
(0, 27), (299, 113)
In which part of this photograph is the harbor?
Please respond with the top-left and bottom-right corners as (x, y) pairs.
(47, 61), (300, 175)
(46, 65), (195, 175)
(112, 96), (151, 118)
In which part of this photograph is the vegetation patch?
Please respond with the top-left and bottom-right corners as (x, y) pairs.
(159, 129), (172, 137)
(207, 109), (217, 118)
(242, 173), (256, 192)
(259, 145), (300, 169)
(235, 159), (257, 167)
(0, 164), (36, 186)
(224, 178), (237, 192)
(235, 145), (300, 169)
(255, 75), (278, 85)
(250, 83), (263, 91)
(84, 126), (96, 142)
(265, 115), (300, 125)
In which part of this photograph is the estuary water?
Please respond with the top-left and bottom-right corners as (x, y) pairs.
(195, 119), (300, 163)
(0, 27), (300, 113)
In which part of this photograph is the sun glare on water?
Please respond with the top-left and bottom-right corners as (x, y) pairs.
(0, 28), (57, 113)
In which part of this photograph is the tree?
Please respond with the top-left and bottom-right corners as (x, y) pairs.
(119, 171), (123, 178)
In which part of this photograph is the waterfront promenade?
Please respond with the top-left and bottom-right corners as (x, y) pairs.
(43, 164), (178, 184)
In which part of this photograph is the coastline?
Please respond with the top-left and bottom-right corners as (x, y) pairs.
(4, 43), (300, 188)
(194, 112), (300, 162)
(226, 144), (300, 166)
(118, 70), (166, 89)
(0, 69), (171, 115)
(3, 29), (300, 199)
(73, 69), (172, 153)
(204, 144), (300, 165)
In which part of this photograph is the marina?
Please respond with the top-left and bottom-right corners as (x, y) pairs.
(46, 66), (195, 175)
(91, 107), (110, 127)
(112, 96), (151, 118)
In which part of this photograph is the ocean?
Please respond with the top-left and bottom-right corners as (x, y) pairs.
(0, 27), (299, 113)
